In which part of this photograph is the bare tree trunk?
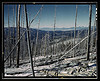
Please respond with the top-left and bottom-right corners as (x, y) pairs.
(15, 5), (18, 62)
(54, 5), (59, 76)
(16, 4), (21, 68)
(41, 34), (43, 56)
(77, 29), (80, 53)
(73, 5), (77, 57)
(53, 5), (56, 56)
(13, 5), (15, 64)
(22, 6), (26, 59)
(92, 14), (96, 48)
(34, 24), (38, 65)
(44, 34), (46, 56)
(95, 5), (97, 54)
(21, 5), (25, 60)
(8, 5), (11, 67)
(40, 39), (42, 56)
(71, 30), (73, 48)
(24, 4), (35, 77)
(61, 29), (64, 52)
(33, 12), (41, 65)
(87, 4), (92, 60)
(47, 32), (50, 55)
(29, 12), (32, 52)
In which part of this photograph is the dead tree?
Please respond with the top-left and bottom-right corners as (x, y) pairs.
(24, 4), (35, 77)
(15, 5), (18, 58)
(95, 4), (97, 54)
(53, 5), (56, 56)
(8, 5), (11, 67)
(21, 5), (25, 60)
(61, 29), (65, 52)
(40, 34), (43, 56)
(44, 34), (47, 56)
(87, 4), (92, 60)
(54, 5), (59, 76)
(13, 5), (15, 64)
(73, 5), (77, 57)
(16, 5), (18, 38)
(21, 6), (23, 60)
(34, 19), (39, 65)
(47, 32), (50, 55)
(92, 13), (96, 49)
(71, 30), (73, 48)
(22, 5), (26, 59)
(77, 27), (80, 52)
(28, 12), (32, 51)
(16, 4), (21, 68)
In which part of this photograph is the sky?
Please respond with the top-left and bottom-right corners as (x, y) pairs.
(4, 4), (96, 28)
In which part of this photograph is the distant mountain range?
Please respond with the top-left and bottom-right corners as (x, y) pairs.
(39, 26), (93, 31)
(4, 26), (96, 43)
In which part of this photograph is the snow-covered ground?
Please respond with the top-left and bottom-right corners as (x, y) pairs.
(4, 51), (97, 77)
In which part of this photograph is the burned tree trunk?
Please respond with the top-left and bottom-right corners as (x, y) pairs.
(92, 14), (96, 48)
(13, 5), (15, 64)
(53, 5), (56, 55)
(8, 5), (11, 67)
(44, 34), (47, 56)
(21, 5), (25, 60)
(16, 4), (21, 68)
(73, 5), (77, 57)
(87, 4), (92, 60)
(24, 4), (35, 77)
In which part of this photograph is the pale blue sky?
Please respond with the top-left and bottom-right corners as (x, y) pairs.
(4, 4), (96, 28)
